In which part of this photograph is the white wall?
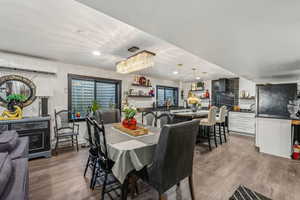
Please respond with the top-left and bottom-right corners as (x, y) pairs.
(0, 52), (180, 144)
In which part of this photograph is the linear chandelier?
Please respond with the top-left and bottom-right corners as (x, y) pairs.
(116, 50), (155, 74)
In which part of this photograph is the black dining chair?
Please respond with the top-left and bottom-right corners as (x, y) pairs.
(53, 109), (79, 155)
(155, 113), (173, 128)
(123, 119), (200, 200)
(94, 109), (121, 124)
(92, 119), (121, 199)
(84, 116), (101, 189)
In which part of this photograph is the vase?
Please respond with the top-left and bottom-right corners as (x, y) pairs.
(122, 118), (137, 130)
(191, 104), (198, 112)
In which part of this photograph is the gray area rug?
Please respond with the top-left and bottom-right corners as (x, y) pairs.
(230, 185), (272, 200)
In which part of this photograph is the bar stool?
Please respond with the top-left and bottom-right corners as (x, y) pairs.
(291, 120), (300, 155)
(216, 106), (227, 144)
(199, 106), (218, 151)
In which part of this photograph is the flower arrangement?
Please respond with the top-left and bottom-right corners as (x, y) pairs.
(6, 94), (27, 111)
(187, 93), (201, 112)
(122, 106), (137, 130)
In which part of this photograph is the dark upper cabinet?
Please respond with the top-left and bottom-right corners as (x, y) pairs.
(213, 79), (229, 92)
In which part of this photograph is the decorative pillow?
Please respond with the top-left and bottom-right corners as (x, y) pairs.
(0, 131), (19, 153)
(0, 153), (13, 197)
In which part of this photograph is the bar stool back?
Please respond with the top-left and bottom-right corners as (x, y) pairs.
(216, 106), (227, 144)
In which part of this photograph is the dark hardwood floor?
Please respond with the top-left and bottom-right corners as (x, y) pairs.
(29, 134), (300, 200)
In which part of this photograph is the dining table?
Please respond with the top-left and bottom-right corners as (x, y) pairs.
(104, 123), (161, 184)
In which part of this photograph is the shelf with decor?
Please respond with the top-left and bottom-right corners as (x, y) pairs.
(239, 97), (255, 100)
(131, 83), (152, 88)
(128, 95), (153, 98)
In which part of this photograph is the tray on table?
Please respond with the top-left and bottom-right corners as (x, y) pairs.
(112, 123), (149, 137)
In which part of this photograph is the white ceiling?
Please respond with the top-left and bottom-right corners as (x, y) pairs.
(0, 0), (234, 82)
(77, 0), (300, 83)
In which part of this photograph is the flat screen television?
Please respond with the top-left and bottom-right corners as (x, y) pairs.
(257, 83), (297, 118)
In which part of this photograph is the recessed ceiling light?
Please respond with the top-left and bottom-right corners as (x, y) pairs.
(92, 51), (101, 56)
(173, 71), (179, 75)
(196, 77), (201, 80)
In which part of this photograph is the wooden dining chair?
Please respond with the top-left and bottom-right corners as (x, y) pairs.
(53, 109), (79, 155)
(84, 116), (102, 189)
(124, 119), (200, 200)
(92, 119), (121, 199)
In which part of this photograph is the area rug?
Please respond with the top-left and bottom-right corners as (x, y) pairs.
(230, 185), (272, 200)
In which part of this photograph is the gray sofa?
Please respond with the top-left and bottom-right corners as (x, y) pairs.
(0, 131), (29, 200)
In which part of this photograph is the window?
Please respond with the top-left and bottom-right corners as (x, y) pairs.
(156, 85), (179, 107)
(68, 74), (121, 120)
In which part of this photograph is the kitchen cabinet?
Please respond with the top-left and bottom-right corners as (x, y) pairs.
(228, 111), (255, 135)
(256, 117), (291, 159)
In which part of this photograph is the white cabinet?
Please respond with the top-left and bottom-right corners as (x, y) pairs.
(256, 117), (291, 159)
(228, 112), (255, 135)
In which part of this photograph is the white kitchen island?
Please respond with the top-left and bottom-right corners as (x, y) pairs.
(255, 117), (292, 159)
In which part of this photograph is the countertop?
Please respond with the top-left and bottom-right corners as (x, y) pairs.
(230, 110), (255, 114)
(138, 107), (188, 112)
(0, 116), (51, 124)
(256, 115), (300, 121)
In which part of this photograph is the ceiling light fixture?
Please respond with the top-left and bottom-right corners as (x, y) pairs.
(116, 50), (155, 74)
(196, 77), (201, 80)
(173, 71), (179, 75)
(92, 51), (101, 56)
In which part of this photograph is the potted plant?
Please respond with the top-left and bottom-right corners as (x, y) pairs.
(6, 94), (27, 112)
(122, 106), (137, 130)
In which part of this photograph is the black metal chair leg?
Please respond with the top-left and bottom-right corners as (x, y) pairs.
(71, 136), (74, 147)
(213, 125), (218, 147)
(84, 156), (90, 177)
(223, 123), (227, 142)
(218, 123), (222, 144)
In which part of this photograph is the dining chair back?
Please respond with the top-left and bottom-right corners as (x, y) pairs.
(53, 109), (79, 154)
(155, 113), (173, 128)
(143, 111), (156, 126)
(207, 106), (218, 125)
(147, 119), (200, 198)
(218, 106), (227, 123)
(95, 109), (121, 124)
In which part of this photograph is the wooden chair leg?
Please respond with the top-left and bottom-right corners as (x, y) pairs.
(218, 123), (222, 144)
(189, 176), (195, 200)
(159, 194), (166, 200)
(76, 136), (79, 151)
(101, 173), (108, 199)
(90, 161), (97, 189)
(223, 123), (227, 142)
(121, 177), (129, 200)
(213, 125), (218, 147)
(84, 156), (90, 177)
(54, 138), (59, 155)
(206, 126), (212, 151)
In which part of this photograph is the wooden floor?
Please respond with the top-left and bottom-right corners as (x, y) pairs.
(29, 134), (300, 200)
